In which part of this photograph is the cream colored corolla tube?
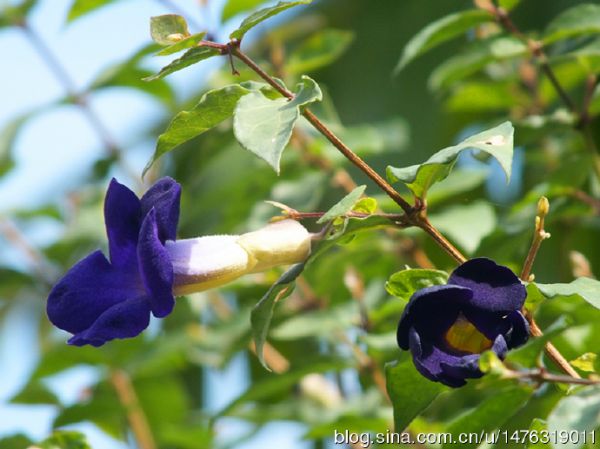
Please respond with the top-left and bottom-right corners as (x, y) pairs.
(165, 219), (312, 295)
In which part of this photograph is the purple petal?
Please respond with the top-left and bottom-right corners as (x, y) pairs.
(397, 285), (471, 349)
(491, 334), (508, 359)
(462, 307), (508, 341)
(47, 250), (142, 335)
(504, 311), (530, 348)
(138, 209), (175, 318)
(448, 258), (526, 313)
(140, 177), (181, 242)
(68, 296), (151, 347)
(104, 178), (142, 267)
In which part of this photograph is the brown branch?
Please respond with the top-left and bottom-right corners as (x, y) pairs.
(520, 197), (581, 378)
(506, 367), (597, 386)
(110, 370), (157, 449)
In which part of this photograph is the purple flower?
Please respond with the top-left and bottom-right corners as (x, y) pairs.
(397, 258), (529, 387)
(47, 177), (181, 347)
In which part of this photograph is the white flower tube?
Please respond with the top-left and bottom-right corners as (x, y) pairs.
(166, 219), (311, 295)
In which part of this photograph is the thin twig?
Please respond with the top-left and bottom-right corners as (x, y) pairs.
(109, 370), (157, 449)
(520, 197), (581, 378)
(506, 367), (598, 386)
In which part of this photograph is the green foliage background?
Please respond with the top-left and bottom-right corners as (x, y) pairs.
(2, 0), (600, 448)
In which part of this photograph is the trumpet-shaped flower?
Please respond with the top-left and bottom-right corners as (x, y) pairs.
(47, 177), (311, 347)
(396, 258), (529, 387)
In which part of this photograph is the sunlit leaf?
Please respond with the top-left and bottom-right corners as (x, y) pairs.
(144, 84), (252, 176)
(395, 9), (492, 72)
(385, 356), (446, 432)
(233, 75), (322, 173)
(222, 0), (267, 22)
(543, 4), (600, 45)
(387, 121), (514, 198)
(386, 268), (448, 301)
(536, 277), (600, 310)
(150, 14), (190, 46)
(36, 431), (93, 449)
(570, 353), (597, 373)
(230, 0), (312, 40)
(144, 46), (220, 81)
(316, 185), (365, 224)
(547, 385), (600, 449)
(156, 32), (207, 56)
(287, 28), (354, 74)
(67, 0), (117, 23)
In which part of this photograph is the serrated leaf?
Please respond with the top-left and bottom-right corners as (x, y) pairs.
(287, 28), (354, 74)
(386, 268), (448, 301)
(547, 385), (600, 449)
(233, 75), (322, 173)
(441, 385), (533, 449)
(144, 84), (252, 176)
(429, 37), (527, 91)
(395, 9), (492, 72)
(36, 431), (93, 449)
(67, 0), (117, 23)
(385, 357), (446, 432)
(543, 4), (600, 45)
(251, 263), (305, 370)
(316, 185), (365, 224)
(387, 121), (514, 198)
(150, 14), (190, 46)
(156, 32), (207, 56)
(144, 46), (220, 81)
(230, 0), (312, 40)
(222, 0), (266, 22)
(536, 277), (600, 310)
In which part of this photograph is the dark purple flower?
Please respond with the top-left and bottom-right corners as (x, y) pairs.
(397, 258), (529, 388)
(47, 177), (181, 347)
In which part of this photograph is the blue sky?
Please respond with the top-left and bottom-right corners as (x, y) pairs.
(0, 0), (314, 447)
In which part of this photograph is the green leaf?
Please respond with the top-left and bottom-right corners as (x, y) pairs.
(429, 201), (496, 254)
(395, 9), (492, 72)
(352, 197), (377, 215)
(90, 45), (174, 106)
(144, 46), (220, 81)
(229, 0), (312, 40)
(0, 113), (32, 178)
(429, 37), (527, 91)
(0, 0), (37, 27)
(570, 353), (597, 373)
(0, 434), (34, 449)
(250, 263), (305, 370)
(222, 0), (266, 22)
(36, 431), (93, 449)
(150, 14), (190, 46)
(498, 0), (521, 11)
(441, 385), (533, 449)
(528, 419), (551, 449)
(156, 32), (207, 56)
(536, 277), (600, 310)
(144, 84), (252, 176)
(11, 381), (60, 405)
(387, 121), (514, 198)
(547, 385), (600, 449)
(543, 4), (600, 45)
(386, 268), (448, 301)
(507, 317), (570, 367)
(316, 185), (365, 224)
(233, 75), (322, 173)
(67, 0), (117, 23)
(385, 357), (446, 432)
(287, 29), (354, 74)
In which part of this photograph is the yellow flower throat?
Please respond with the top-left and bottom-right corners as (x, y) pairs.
(444, 313), (493, 354)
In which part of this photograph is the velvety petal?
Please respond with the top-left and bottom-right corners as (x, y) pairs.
(104, 178), (142, 267)
(462, 307), (508, 341)
(138, 209), (175, 318)
(448, 257), (526, 312)
(68, 296), (151, 347)
(47, 250), (142, 335)
(140, 177), (181, 242)
(440, 354), (483, 387)
(491, 334), (508, 359)
(397, 285), (471, 349)
(504, 310), (530, 348)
